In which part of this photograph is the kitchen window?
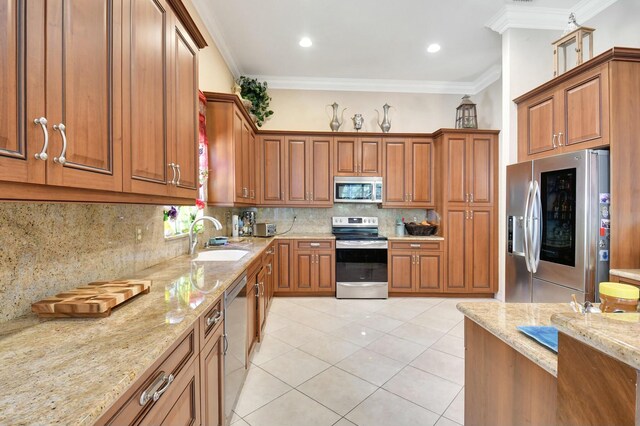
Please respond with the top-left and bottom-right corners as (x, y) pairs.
(163, 205), (203, 238)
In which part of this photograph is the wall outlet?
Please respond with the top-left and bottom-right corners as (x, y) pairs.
(135, 226), (143, 243)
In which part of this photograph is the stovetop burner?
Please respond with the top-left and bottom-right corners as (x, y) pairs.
(331, 216), (386, 241)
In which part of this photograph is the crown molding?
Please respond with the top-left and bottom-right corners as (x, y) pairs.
(247, 64), (502, 95)
(486, 0), (619, 34)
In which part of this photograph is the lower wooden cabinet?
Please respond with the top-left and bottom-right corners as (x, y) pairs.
(247, 268), (259, 358)
(256, 266), (267, 342)
(200, 311), (224, 426)
(291, 240), (335, 293)
(388, 241), (443, 293)
(274, 240), (292, 293)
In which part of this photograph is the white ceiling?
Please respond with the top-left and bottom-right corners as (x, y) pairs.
(193, 0), (611, 93)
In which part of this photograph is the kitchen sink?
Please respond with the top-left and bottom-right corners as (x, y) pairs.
(194, 250), (249, 262)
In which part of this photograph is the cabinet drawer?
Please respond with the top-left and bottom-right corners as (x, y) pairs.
(390, 241), (442, 251)
(200, 297), (223, 345)
(99, 326), (198, 425)
(296, 240), (334, 250)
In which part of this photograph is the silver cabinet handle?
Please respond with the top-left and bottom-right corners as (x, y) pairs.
(552, 133), (558, 149)
(470, 211), (473, 220)
(250, 189), (255, 199)
(310, 192), (313, 200)
(470, 193), (474, 203)
(261, 281), (265, 296)
(465, 210), (469, 220)
(223, 333), (229, 355)
(175, 164), (181, 185)
(409, 193), (412, 202)
(267, 263), (272, 274)
(557, 132), (564, 147)
(310, 242), (321, 247)
(410, 243), (421, 248)
(33, 117), (49, 160)
(281, 191), (285, 200)
(53, 123), (68, 165)
(206, 310), (222, 327)
(465, 193), (469, 203)
(168, 163), (176, 185)
(139, 372), (174, 406)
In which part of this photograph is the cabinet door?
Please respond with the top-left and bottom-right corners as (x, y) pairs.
(334, 137), (357, 175)
(285, 136), (308, 204)
(315, 250), (335, 291)
(200, 324), (224, 426)
(415, 251), (443, 292)
(257, 267), (267, 342)
(446, 136), (467, 204)
(383, 139), (408, 205)
(233, 109), (244, 200)
(409, 139), (434, 206)
(249, 130), (256, 201)
(261, 136), (285, 204)
(293, 250), (314, 291)
(518, 95), (556, 160)
(468, 135), (494, 205)
(247, 274), (258, 357)
(46, 0), (122, 192)
(468, 209), (494, 292)
(0, 0), (46, 184)
(170, 16), (198, 198)
(561, 66), (609, 149)
(389, 250), (414, 292)
(275, 241), (292, 292)
(359, 137), (382, 176)
(310, 136), (332, 205)
(124, 0), (171, 196)
(241, 121), (251, 201)
(446, 209), (467, 292)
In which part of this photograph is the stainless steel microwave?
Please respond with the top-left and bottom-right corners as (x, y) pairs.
(334, 177), (383, 203)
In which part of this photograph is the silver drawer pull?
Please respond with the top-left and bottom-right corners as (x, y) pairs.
(206, 310), (223, 327)
(175, 164), (181, 185)
(33, 117), (49, 160)
(410, 243), (421, 248)
(139, 372), (174, 406)
(310, 242), (321, 247)
(168, 163), (176, 185)
(267, 263), (272, 275)
(53, 123), (67, 165)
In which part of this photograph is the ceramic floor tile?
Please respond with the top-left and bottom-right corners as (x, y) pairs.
(233, 419), (250, 426)
(295, 310), (353, 333)
(375, 303), (425, 322)
(330, 324), (385, 347)
(319, 304), (372, 321)
(298, 334), (361, 365)
(336, 348), (405, 386)
(389, 322), (445, 347)
(366, 334), (427, 364)
(355, 313), (404, 333)
(394, 297), (444, 311)
(262, 312), (289, 334)
(382, 366), (461, 415)
(431, 335), (465, 359)
(269, 322), (328, 347)
(410, 348), (465, 385)
(345, 388), (440, 426)
(244, 390), (341, 426)
(443, 388), (465, 425)
(409, 310), (462, 333)
(448, 321), (465, 339)
(435, 416), (462, 426)
(231, 411), (243, 424)
(233, 366), (292, 417)
(250, 335), (295, 366)
(298, 367), (377, 416)
(260, 349), (330, 387)
(333, 419), (357, 426)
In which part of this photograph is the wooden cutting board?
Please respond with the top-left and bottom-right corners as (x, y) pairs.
(31, 279), (152, 318)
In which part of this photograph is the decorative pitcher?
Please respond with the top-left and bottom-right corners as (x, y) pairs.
(375, 103), (392, 133)
(352, 113), (364, 131)
(327, 102), (347, 132)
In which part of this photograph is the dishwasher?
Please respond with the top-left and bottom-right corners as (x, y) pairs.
(223, 274), (247, 425)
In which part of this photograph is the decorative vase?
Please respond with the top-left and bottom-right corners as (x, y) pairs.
(375, 103), (392, 133)
(327, 102), (347, 132)
(352, 114), (364, 132)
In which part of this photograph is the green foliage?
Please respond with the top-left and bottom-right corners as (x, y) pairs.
(237, 76), (274, 127)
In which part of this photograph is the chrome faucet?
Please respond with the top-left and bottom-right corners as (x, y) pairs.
(189, 216), (223, 255)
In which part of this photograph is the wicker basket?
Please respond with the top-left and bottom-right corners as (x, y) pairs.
(404, 222), (438, 236)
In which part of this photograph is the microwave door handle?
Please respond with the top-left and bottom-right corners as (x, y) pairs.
(531, 180), (542, 273)
(523, 181), (533, 273)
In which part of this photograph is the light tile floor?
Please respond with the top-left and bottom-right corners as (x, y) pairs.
(232, 296), (496, 426)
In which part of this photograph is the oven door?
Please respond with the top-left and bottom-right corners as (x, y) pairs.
(335, 241), (388, 298)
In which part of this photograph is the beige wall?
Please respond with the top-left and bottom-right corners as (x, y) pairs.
(182, 0), (235, 93)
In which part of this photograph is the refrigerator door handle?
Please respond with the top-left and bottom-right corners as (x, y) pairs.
(523, 181), (534, 273)
(530, 180), (542, 273)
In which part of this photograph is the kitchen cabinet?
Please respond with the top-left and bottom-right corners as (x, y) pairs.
(247, 263), (259, 358)
(292, 240), (335, 293)
(382, 138), (435, 207)
(200, 299), (224, 426)
(205, 94), (258, 206)
(334, 137), (382, 176)
(0, 0), (122, 192)
(609, 273), (640, 289)
(517, 64), (609, 161)
(274, 240), (293, 293)
(263, 243), (276, 312)
(259, 135), (286, 205)
(388, 241), (443, 293)
(285, 136), (333, 206)
(256, 266), (267, 342)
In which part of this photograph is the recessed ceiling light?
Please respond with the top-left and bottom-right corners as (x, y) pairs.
(427, 43), (441, 53)
(299, 37), (312, 48)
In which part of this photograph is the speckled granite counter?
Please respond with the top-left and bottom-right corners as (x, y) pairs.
(551, 311), (640, 371)
(387, 235), (444, 241)
(0, 237), (275, 425)
(457, 302), (574, 376)
(273, 233), (335, 239)
(609, 268), (640, 281)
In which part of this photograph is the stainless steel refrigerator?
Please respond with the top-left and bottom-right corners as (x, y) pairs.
(506, 149), (610, 302)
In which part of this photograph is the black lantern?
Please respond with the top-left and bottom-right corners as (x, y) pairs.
(455, 95), (478, 129)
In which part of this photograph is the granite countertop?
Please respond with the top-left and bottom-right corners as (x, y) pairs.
(457, 302), (574, 376)
(0, 237), (275, 425)
(551, 310), (640, 371)
(273, 233), (335, 239)
(387, 235), (445, 241)
(608, 269), (640, 281)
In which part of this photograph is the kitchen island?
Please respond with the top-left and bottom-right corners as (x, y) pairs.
(458, 302), (640, 426)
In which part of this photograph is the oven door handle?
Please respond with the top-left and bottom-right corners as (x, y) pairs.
(337, 282), (388, 287)
(336, 241), (388, 249)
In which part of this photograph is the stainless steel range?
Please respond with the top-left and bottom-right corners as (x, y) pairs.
(332, 216), (388, 299)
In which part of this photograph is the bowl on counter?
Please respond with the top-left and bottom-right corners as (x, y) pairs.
(404, 222), (438, 236)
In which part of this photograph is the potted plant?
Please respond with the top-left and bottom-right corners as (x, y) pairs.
(236, 76), (274, 127)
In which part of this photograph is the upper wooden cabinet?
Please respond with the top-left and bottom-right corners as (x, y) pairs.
(382, 137), (435, 207)
(259, 135), (286, 205)
(334, 137), (382, 176)
(285, 135), (332, 206)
